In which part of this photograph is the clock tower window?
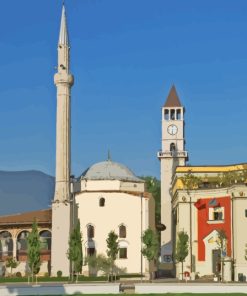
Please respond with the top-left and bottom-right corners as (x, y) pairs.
(170, 109), (175, 120)
(170, 143), (176, 152)
(164, 109), (169, 120)
(176, 109), (181, 120)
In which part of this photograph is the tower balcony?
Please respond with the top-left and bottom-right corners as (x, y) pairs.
(157, 150), (188, 159)
(54, 72), (74, 86)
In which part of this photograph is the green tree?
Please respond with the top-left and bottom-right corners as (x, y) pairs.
(67, 220), (83, 282)
(240, 169), (247, 183)
(141, 176), (161, 223)
(216, 169), (247, 188)
(27, 221), (41, 281)
(141, 228), (159, 280)
(5, 257), (18, 276)
(106, 231), (119, 277)
(181, 172), (201, 191)
(174, 230), (189, 280)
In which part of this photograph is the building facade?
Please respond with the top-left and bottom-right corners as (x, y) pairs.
(171, 164), (247, 281)
(0, 209), (52, 276)
(158, 86), (247, 281)
(74, 160), (155, 275)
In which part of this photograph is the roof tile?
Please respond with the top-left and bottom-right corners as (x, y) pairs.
(164, 85), (182, 107)
(0, 209), (51, 225)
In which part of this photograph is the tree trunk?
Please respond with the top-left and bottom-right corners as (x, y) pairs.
(181, 261), (184, 280)
(32, 263), (34, 283)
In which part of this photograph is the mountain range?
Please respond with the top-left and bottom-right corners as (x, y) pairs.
(0, 170), (55, 216)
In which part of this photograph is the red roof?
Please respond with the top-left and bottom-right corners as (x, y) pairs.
(164, 85), (182, 107)
(0, 209), (52, 226)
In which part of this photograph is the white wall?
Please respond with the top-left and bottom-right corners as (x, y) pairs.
(76, 191), (150, 274)
(233, 196), (247, 281)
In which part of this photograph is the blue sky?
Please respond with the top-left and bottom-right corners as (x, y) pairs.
(0, 0), (247, 178)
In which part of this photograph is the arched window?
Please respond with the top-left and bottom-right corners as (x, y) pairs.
(16, 231), (29, 261)
(119, 225), (126, 238)
(39, 230), (51, 251)
(39, 230), (52, 263)
(0, 231), (13, 260)
(87, 225), (94, 239)
(99, 197), (105, 207)
(170, 143), (176, 152)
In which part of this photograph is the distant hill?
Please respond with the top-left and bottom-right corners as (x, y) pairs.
(0, 170), (55, 216)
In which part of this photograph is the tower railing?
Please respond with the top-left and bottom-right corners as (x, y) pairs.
(157, 150), (188, 158)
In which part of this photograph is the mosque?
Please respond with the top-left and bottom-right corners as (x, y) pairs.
(0, 5), (247, 281)
(0, 6), (155, 277)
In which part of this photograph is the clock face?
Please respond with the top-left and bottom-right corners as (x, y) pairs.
(167, 124), (178, 135)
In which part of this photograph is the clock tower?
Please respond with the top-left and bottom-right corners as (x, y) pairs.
(158, 85), (188, 268)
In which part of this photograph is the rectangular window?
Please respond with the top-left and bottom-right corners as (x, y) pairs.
(87, 248), (95, 256)
(119, 248), (127, 259)
(245, 209), (247, 217)
(170, 109), (175, 120)
(176, 109), (181, 120)
(213, 211), (223, 220)
(164, 109), (169, 120)
(208, 206), (224, 221)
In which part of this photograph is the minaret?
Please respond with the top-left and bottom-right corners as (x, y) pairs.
(51, 5), (74, 276)
(158, 85), (188, 270)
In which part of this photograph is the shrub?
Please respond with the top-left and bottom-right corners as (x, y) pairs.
(57, 270), (62, 278)
(16, 272), (22, 278)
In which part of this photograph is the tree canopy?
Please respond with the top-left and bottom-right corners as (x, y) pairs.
(27, 221), (41, 279)
(106, 231), (119, 263)
(175, 230), (189, 279)
(141, 176), (161, 223)
(141, 228), (159, 262)
(106, 230), (119, 277)
(181, 172), (201, 192)
(67, 220), (83, 279)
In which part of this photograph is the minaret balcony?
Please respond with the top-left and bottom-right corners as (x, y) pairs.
(157, 150), (188, 159)
(54, 73), (74, 86)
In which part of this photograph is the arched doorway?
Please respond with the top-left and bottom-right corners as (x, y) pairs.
(0, 231), (13, 260)
(16, 231), (29, 261)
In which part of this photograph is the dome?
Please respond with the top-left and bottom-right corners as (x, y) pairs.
(80, 160), (143, 182)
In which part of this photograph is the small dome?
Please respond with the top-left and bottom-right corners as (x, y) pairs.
(81, 160), (143, 182)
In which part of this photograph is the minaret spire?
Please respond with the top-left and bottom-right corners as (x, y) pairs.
(59, 4), (69, 46)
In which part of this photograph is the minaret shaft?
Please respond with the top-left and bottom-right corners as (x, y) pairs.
(51, 5), (74, 276)
(54, 43), (73, 201)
